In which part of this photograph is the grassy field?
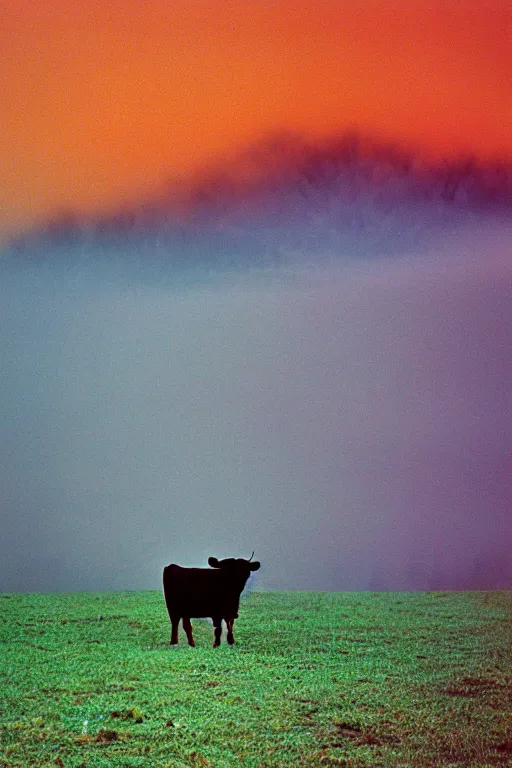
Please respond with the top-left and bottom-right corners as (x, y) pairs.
(0, 589), (511, 768)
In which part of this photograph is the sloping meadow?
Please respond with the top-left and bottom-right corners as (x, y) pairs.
(1, 590), (511, 767)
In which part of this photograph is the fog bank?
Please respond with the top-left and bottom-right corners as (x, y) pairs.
(1, 221), (511, 592)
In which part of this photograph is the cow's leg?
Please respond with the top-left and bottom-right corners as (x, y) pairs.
(182, 617), (195, 647)
(226, 617), (235, 645)
(212, 616), (222, 647)
(170, 614), (180, 645)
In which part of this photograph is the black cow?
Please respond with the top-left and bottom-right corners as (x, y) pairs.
(162, 554), (260, 647)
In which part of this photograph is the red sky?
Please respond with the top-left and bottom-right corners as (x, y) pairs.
(2, 0), (511, 241)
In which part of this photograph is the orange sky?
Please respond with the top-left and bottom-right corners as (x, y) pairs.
(2, 0), (511, 241)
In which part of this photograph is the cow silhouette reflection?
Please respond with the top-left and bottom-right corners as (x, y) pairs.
(163, 554), (261, 647)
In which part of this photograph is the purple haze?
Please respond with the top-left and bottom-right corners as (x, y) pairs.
(1, 138), (511, 592)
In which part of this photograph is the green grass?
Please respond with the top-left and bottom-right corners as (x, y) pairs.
(1, 590), (511, 767)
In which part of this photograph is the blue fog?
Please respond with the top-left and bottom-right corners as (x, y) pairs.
(1, 212), (511, 592)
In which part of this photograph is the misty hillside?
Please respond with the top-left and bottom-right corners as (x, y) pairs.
(5, 132), (511, 275)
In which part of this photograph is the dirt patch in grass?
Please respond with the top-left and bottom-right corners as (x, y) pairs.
(329, 721), (401, 749)
(76, 728), (121, 745)
(495, 741), (512, 755)
(110, 707), (143, 723)
(95, 728), (119, 743)
(443, 676), (512, 698)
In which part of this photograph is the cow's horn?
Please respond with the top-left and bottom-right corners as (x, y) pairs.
(249, 551), (254, 561)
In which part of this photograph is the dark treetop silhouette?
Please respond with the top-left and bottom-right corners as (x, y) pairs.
(163, 554), (261, 647)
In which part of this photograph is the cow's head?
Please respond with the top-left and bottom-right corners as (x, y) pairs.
(208, 555), (261, 580)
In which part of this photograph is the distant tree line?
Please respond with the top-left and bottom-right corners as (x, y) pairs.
(6, 131), (512, 257)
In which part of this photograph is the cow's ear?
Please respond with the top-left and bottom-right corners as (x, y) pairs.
(208, 557), (220, 568)
(249, 561), (260, 571)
